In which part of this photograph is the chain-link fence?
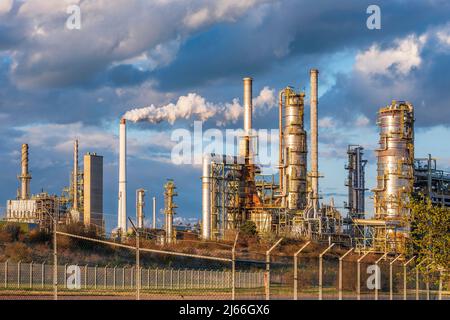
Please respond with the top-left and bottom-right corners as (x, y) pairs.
(0, 226), (448, 300)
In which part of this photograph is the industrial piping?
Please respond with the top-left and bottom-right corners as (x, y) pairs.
(310, 69), (319, 215)
(118, 118), (127, 233)
(201, 154), (244, 240)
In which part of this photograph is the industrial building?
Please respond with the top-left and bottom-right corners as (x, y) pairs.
(5, 141), (105, 233)
(83, 152), (104, 231)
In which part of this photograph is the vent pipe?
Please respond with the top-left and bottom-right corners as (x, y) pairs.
(310, 69), (319, 215)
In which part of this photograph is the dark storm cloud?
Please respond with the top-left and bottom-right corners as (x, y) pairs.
(153, 0), (450, 91)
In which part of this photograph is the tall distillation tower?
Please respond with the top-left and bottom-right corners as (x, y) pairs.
(164, 180), (177, 244)
(278, 87), (308, 211)
(373, 100), (414, 253)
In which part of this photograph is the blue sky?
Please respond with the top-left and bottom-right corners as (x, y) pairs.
(0, 0), (449, 231)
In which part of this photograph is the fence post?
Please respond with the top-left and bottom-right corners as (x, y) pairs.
(4, 259), (8, 288)
(319, 243), (335, 300)
(122, 267), (125, 290)
(53, 217), (58, 300)
(357, 250), (372, 300)
(438, 269), (443, 301)
(265, 238), (283, 301)
(402, 256), (414, 300)
(425, 263), (432, 301)
(293, 241), (311, 300)
(156, 268), (159, 289)
(64, 264), (68, 289)
(104, 266), (108, 289)
(94, 265), (98, 289)
(113, 266), (117, 290)
(415, 258), (429, 300)
(388, 254), (402, 300)
(338, 248), (354, 300)
(41, 262), (45, 289)
(17, 261), (21, 289)
(147, 268), (150, 290)
(232, 232), (239, 300)
(375, 253), (388, 300)
(85, 265), (88, 290)
(30, 261), (33, 289)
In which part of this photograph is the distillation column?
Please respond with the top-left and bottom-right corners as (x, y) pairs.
(280, 87), (307, 210)
(19, 144), (31, 200)
(136, 189), (145, 229)
(164, 180), (177, 244)
(346, 145), (367, 219)
(310, 69), (319, 215)
(373, 100), (414, 252)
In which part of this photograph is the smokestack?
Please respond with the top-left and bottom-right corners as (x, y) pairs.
(136, 189), (145, 229)
(118, 118), (127, 233)
(243, 77), (253, 134)
(73, 140), (78, 210)
(240, 77), (253, 160)
(152, 196), (156, 229)
(310, 69), (319, 214)
(19, 144), (31, 200)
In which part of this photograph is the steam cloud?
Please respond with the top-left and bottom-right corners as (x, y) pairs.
(123, 87), (276, 125)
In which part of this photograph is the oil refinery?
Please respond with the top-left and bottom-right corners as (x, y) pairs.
(3, 69), (450, 256)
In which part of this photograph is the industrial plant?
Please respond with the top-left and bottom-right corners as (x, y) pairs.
(3, 69), (450, 257)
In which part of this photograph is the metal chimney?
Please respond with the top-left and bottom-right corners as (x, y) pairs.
(240, 77), (253, 160)
(118, 118), (127, 233)
(19, 144), (31, 200)
(310, 69), (319, 214)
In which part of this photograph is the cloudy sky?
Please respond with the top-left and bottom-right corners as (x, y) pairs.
(0, 0), (449, 231)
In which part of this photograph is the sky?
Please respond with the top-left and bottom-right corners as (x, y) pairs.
(0, 0), (449, 231)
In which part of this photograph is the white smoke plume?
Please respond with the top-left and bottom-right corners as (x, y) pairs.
(123, 87), (276, 125)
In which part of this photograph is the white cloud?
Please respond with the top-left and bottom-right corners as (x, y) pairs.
(0, 0), (14, 15)
(318, 116), (336, 128)
(4, 0), (267, 88)
(355, 115), (370, 127)
(355, 35), (426, 76)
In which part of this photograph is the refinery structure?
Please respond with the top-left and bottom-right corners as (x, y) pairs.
(3, 68), (450, 256)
